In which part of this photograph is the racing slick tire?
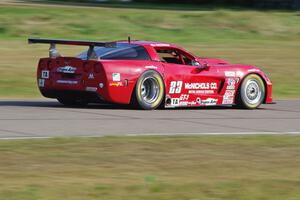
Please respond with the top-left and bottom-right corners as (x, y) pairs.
(57, 96), (88, 107)
(133, 70), (165, 110)
(236, 74), (265, 109)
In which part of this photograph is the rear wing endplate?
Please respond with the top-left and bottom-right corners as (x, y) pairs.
(28, 38), (117, 59)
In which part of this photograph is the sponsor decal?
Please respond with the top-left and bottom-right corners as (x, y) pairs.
(41, 70), (49, 79)
(225, 71), (235, 77)
(236, 71), (244, 77)
(179, 101), (189, 106)
(224, 90), (234, 97)
(112, 73), (121, 82)
(169, 81), (183, 94)
(88, 73), (94, 79)
(185, 82), (217, 90)
(171, 98), (180, 106)
(99, 83), (104, 88)
(178, 101), (198, 106)
(188, 90), (214, 94)
(109, 82), (123, 87)
(189, 101), (197, 106)
(201, 98), (218, 106)
(196, 97), (202, 104)
(38, 79), (45, 87)
(226, 78), (236, 90)
(145, 65), (158, 69)
(150, 43), (170, 47)
(248, 69), (260, 73)
(56, 80), (78, 84)
(86, 87), (97, 92)
(179, 101), (197, 106)
(180, 94), (189, 101)
(57, 66), (76, 74)
(222, 99), (234, 104)
(222, 90), (235, 104)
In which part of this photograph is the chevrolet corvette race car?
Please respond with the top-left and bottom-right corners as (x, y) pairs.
(29, 38), (272, 110)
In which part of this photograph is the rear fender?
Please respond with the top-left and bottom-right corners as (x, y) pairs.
(100, 61), (164, 104)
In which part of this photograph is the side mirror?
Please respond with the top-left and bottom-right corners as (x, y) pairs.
(201, 63), (210, 70)
(192, 60), (201, 66)
(191, 62), (210, 74)
(193, 60), (210, 70)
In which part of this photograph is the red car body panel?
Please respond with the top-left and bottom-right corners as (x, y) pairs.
(36, 40), (273, 107)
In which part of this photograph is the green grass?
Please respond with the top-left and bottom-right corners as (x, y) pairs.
(0, 3), (300, 98)
(0, 135), (300, 200)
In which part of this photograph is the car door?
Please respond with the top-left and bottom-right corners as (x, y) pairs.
(158, 47), (224, 107)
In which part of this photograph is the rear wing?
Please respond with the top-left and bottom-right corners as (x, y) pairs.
(28, 38), (117, 59)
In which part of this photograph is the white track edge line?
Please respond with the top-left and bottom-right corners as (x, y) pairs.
(126, 132), (300, 136)
(0, 132), (300, 140)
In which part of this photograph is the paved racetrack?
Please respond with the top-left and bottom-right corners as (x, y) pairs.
(0, 99), (299, 139)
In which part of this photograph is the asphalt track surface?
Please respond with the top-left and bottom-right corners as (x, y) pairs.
(0, 99), (299, 139)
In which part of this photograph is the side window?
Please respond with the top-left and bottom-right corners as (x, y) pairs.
(156, 49), (183, 65)
(155, 48), (194, 66)
(101, 46), (151, 60)
(78, 44), (151, 61)
(182, 54), (193, 66)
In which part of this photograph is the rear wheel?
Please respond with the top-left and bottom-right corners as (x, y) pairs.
(236, 74), (265, 109)
(133, 70), (164, 110)
(57, 96), (88, 107)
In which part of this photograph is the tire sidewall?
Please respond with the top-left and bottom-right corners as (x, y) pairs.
(135, 70), (165, 110)
(240, 74), (265, 109)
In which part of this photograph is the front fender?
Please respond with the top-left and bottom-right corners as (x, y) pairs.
(236, 67), (273, 104)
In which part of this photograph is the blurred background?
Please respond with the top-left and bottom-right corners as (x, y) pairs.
(0, 0), (299, 98)
(0, 2), (300, 200)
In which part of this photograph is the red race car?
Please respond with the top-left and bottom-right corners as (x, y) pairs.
(29, 38), (272, 110)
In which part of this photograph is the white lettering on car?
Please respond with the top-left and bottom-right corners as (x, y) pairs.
(188, 90), (214, 94)
(225, 71), (235, 77)
(201, 98), (218, 106)
(180, 94), (189, 101)
(38, 79), (45, 87)
(222, 99), (234, 104)
(185, 82), (217, 90)
(88, 73), (94, 79)
(41, 70), (49, 79)
(86, 87), (97, 92)
(169, 81), (183, 94)
(171, 98), (180, 106)
(150, 44), (170, 47)
(112, 73), (121, 82)
(145, 65), (158, 69)
(56, 80), (78, 84)
(57, 66), (76, 74)
(222, 90), (235, 104)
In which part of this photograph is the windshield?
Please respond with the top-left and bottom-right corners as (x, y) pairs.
(78, 43), (151, 60)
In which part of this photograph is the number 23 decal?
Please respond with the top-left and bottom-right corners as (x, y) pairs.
(169, 81), (183, 94)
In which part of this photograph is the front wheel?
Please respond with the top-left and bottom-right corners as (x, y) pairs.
(236, 74), (265, 109)
(133, 70), (165, 110)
